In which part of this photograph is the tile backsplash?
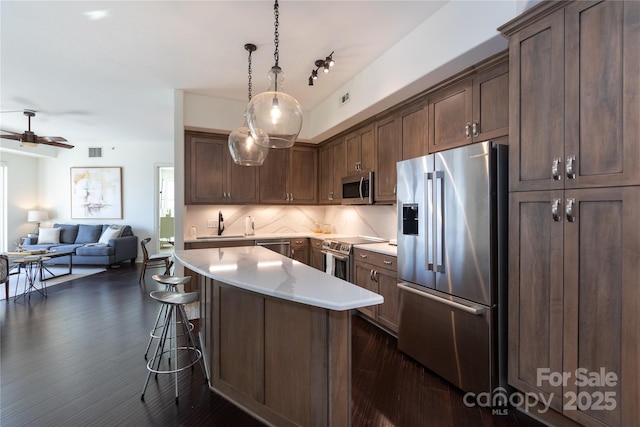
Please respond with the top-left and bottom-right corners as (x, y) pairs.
(185, 204), (397, 239)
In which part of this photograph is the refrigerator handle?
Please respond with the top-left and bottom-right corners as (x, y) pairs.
(435, 171), (445, 273)
(426, 172), (434, 271)
(398, 283), (485, 315)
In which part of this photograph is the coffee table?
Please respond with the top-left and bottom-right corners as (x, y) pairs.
(39, 250), (74, 281)
(13, 256), (51, 301)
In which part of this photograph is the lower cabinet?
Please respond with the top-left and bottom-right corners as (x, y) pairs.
(309, 238), (324, 271)
(509, 187), (640, 426)
(290, 238), (309, 265)
(353, 248), (399, 334)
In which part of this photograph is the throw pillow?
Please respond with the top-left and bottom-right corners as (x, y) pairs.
(37, 227), (61, 244)
(74, 224), (103, 244)
(98, 225), (123, 244)
(55, 224), (79, 244)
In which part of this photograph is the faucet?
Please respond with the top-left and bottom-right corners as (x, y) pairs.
(218, 210), (225, 236)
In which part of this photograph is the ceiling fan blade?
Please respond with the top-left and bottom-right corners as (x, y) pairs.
(38, 139), (74, 149)
(1, 128), (23, 136)
(39, 135), (68, 143)
(1, 133), (22, 141)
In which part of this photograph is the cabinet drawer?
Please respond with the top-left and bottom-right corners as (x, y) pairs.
(310, 238), (323, 250)
(290, 238), (308, 249)
(353, 248), (397, 271)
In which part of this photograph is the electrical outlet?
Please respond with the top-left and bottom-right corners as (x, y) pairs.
(207, 220), (215, 228)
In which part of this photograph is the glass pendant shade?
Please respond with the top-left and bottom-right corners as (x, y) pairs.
(247, 66), (303, 149)
(228, 119), (270, 166)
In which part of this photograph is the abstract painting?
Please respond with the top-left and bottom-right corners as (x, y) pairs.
(71, 167), (122, 219)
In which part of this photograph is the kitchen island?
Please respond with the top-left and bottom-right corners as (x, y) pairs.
(174, 247), (383, 427)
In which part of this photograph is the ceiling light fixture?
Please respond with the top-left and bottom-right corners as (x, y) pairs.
(246, 0), (302, 149)
(308, 52), (335, 86)
(228, 44), (270, 166)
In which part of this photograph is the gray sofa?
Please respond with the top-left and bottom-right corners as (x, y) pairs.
(22, 223), (138, 267)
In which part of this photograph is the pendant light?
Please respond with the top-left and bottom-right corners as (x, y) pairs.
(228, 44), (270, 166)
(246, 0), (303, 149)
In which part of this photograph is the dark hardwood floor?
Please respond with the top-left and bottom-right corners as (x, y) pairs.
(1, 263), (543, 427)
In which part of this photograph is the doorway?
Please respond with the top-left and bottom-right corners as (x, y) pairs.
(157, 165), (174, 254)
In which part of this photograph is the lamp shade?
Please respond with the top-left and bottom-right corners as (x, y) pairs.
(247, 66), (302, 149)
(228, 120), (270, 166)
(27, 210), (49, 222)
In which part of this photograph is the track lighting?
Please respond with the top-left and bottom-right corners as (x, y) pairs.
(308, 51), (335, 86)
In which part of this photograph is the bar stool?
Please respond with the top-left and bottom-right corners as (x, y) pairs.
(143, 275), (192, 360)
(141, 291), (208, 404)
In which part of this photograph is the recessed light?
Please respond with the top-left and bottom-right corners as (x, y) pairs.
(84, 10), (109, 20)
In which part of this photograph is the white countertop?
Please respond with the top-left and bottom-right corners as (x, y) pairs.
(174, 247), (384, 311)
(354, 242), (397, 257)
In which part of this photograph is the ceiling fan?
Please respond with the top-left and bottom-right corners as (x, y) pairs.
(1, 110), (74, 149)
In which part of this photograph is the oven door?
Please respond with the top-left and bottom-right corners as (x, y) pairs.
(322, 251), (351, 282)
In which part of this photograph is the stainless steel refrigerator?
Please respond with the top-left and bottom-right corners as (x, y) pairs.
(396, 141), (508, 395)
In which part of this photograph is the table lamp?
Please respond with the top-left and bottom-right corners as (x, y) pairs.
(27, 210), (49, 235)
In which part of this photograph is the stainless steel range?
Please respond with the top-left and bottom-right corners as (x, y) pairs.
(321, 236), (387, 282)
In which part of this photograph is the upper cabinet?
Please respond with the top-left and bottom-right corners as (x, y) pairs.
(428, 56), (509, 153)
(375, 113), (401, 203)
(345, 124), (375, 175)
(185, 132), (259, 204)
(319, 138), (346, 204)
(506, 0), (640, 192)
(260, 145), (318, 204)
(400, 101), (429, 160)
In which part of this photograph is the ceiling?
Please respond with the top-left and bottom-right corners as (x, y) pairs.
(0, 1), (449, 150)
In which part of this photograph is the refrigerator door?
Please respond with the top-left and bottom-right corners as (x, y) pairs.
(397, 155), (435, 289)
(434, 142), (493, 306)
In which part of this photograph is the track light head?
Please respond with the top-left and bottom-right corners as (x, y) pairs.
(325, 54), (335, 68)
(308, 76), (314, 86)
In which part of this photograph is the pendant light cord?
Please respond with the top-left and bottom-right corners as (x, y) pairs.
(248, 48), (253, 101)
(273, 0), (280, 68)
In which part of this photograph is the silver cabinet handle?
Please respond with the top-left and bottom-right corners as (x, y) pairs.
(383, 260), (392, 265)
(465, 123), (471, 138)
(566, 155), (576, 179)
(552, 157), (562, 180)
(552, 198), (561, 222)
(290, 193), (293, 201)
(328, 191), (333, 201)
(227, 192), (231, 199)
(291, 249), (295, 257)
(566, 198), (576, 222)
(393, 184), (397, 195)
(373, 271), (378, 282)
(370, 269), (375, 281)
(472, 121), (479, 137)
(359, 253), (368, 258)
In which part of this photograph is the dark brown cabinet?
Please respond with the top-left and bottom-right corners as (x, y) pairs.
(375, 113), (401, 203)
(501, 2), (640, 426)
(428, 57), (508, 153)
(185, 132), (259, 204)
(507, 1), (640, 192)
(290, 238), (309, 265)
(401, 102), (429, 160)
(509, 187), (640, 426)
(345, 124), (375, 175)
(259, 145), (318, 204)
(319, 139), (345, 204)
(353, 248), (399, 334)
(309, 238), (324, 271)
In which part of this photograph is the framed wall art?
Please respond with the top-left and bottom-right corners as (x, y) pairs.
(70, 167), (122, 219)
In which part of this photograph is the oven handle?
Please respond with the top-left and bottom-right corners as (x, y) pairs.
(397, 282), (485, 315)
(321, 250), (350, 262)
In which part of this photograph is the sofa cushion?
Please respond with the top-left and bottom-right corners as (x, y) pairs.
(38, 228), (60, 244)
(74, 224), (103, 244)
(54, 224), (79, 244)
(52, 244), (84, 253)
(75, 244), (114, 257)
(98, 225), (124, 244)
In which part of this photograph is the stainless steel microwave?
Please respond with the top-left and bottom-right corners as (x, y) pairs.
(341, 171), (374, 204)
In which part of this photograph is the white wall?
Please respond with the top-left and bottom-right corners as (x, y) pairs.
(0, 152), (41, 249)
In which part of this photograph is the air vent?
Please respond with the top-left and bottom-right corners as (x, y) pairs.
(339, 91), (350, 106)
(88, 147), (103, 158)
